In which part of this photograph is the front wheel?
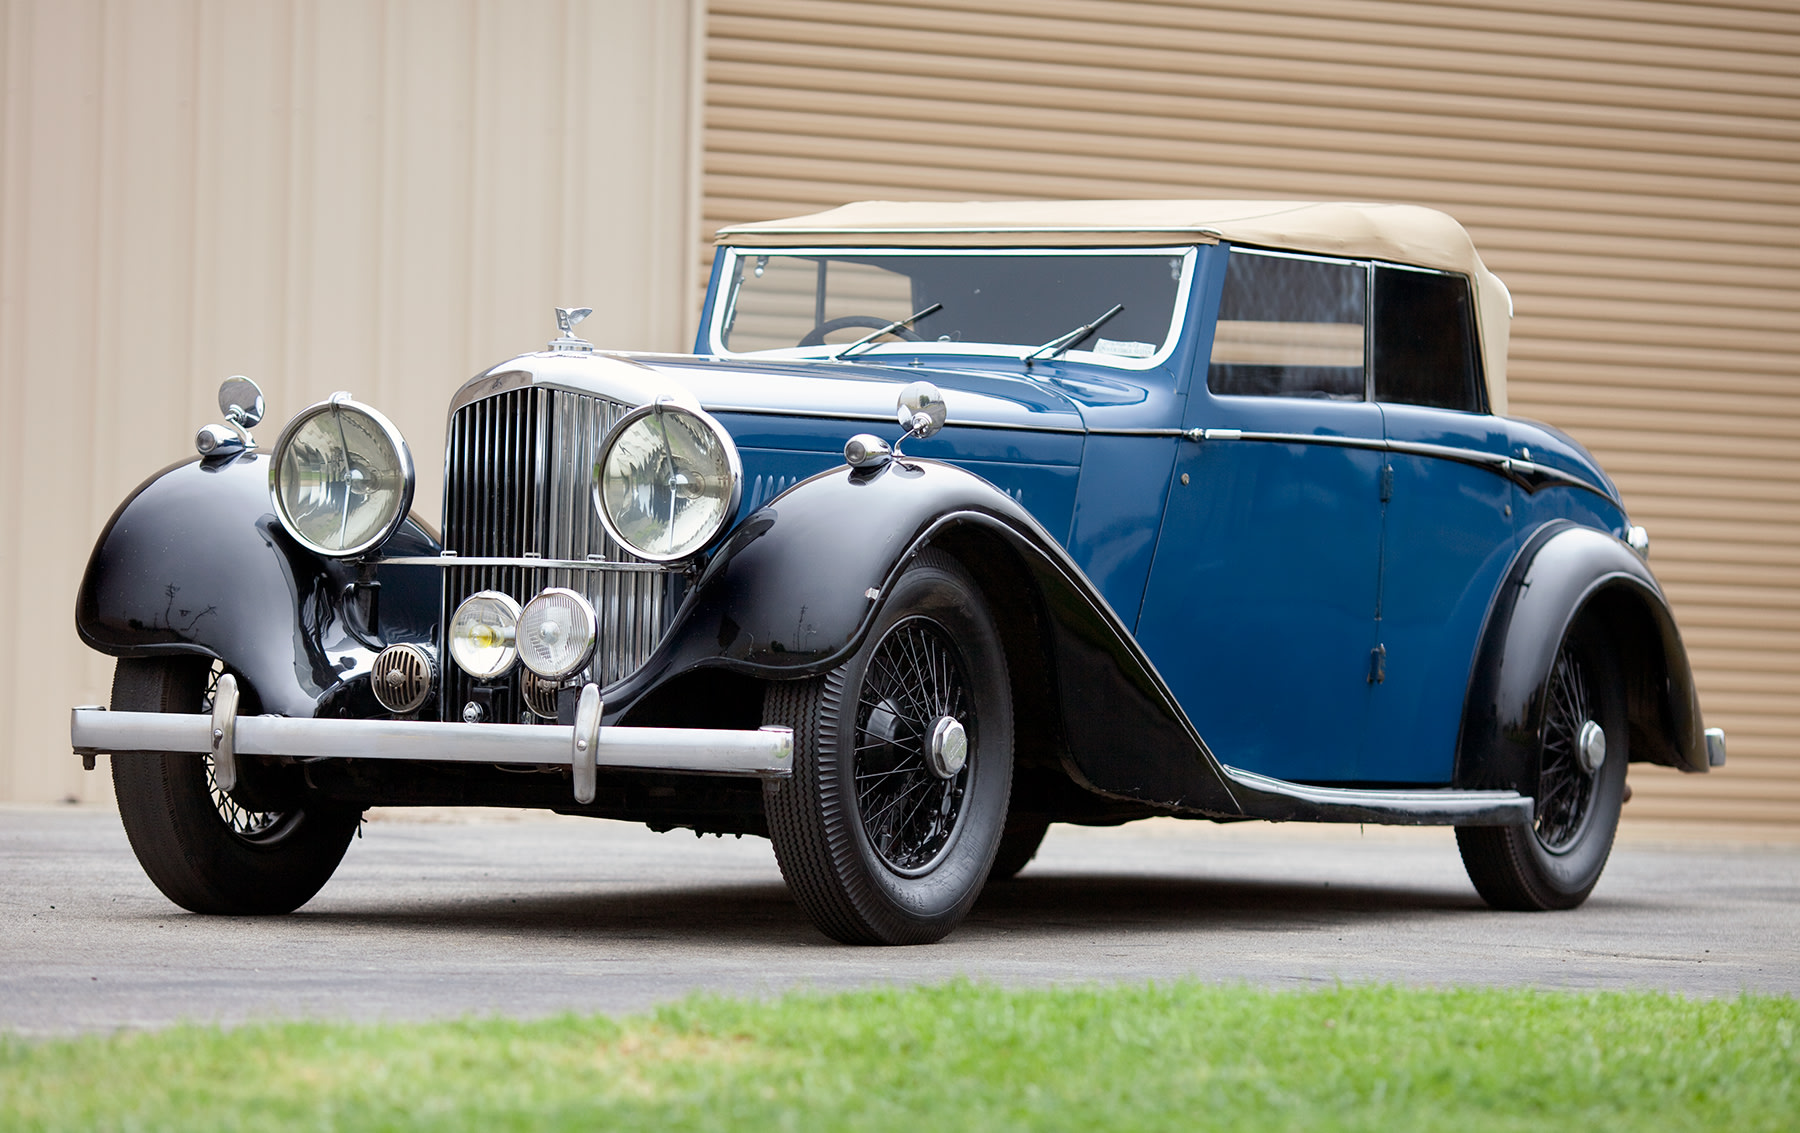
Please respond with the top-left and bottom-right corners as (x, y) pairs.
(111, 657), (361, 914)
(763, 552), (1013, 944)
(1457, 619), (1628, 910)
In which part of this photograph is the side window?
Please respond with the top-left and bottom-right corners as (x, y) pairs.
(1208, 251), (1366, 399)
(1372, 266), (1483, 412)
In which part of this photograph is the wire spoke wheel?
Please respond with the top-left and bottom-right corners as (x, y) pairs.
(1456, 617), (1627, 911)
(111, 656), (359, 914)
(198, 663), (291, 842)
(853, 619), (971, 874)
(1534, 648), (1595, 853)
(763, 551), (1013, 945)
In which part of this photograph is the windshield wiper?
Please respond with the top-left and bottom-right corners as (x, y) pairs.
(833, 302), (944, 361)
(1023, 303), (1124, 367)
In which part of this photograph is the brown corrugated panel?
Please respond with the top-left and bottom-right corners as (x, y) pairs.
(705, 0), (1800, 836)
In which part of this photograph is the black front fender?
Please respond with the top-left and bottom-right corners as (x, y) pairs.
(1456, 520), (1708, 791)
(75, 452), (441, 717)
(613, 459), (1244, 817)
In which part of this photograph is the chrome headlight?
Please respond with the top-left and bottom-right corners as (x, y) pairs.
(448, 591), (521, 680)
(594, 403), (741, 562)
(270, 393), (414, 556)
(517, 588), (598, 680)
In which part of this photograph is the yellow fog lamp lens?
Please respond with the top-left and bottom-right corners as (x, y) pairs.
(448, 591), (521, 680)
(517, 588), (598, 680)
(594, 403), (741, 563)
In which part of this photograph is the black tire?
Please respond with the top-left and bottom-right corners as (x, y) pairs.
(111, 657), (360, 915)
(1457, 619), (1628, 910)
(989, 815), (1050, 881)
(763, 552), (1013, 944)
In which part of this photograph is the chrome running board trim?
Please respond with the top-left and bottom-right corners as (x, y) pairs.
(1222, 765), (1533, 826)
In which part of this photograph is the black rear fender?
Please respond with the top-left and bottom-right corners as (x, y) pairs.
(1456, 521), (1707, 792)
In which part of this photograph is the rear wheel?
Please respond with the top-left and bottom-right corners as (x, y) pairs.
(763, 552), (1013, 944)
(989, 815), (1050, 881)
(1457, 620), (1627, 910)
(111, 657), (360, 914)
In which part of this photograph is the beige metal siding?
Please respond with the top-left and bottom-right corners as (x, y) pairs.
(706, 0), (1800, 833)
(0, 0), (702, 802)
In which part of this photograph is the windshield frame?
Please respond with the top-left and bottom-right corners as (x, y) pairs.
(706, 245), (1199, 372)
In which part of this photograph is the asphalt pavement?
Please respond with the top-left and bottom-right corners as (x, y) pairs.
(2, 803), (1794, 1034)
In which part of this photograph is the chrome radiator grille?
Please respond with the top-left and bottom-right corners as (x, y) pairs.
(441, 386), (670, 723)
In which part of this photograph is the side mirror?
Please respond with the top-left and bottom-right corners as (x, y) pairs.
(218, 376), (265, 429)
(197, 376), (265, 457)
(895, 381), (947, 441)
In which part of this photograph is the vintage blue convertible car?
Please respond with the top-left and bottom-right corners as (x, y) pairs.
(72, 200), (1725, 944)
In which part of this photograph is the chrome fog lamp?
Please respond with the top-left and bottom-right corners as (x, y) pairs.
(448, 591), (521, 680)
(269, 393), (414, 556)
(594, 402), (741, 562)
(517, 588), (598, 680)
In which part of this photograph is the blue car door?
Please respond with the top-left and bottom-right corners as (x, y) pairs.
(1135, 248), (1383, 782)
(1365, 265), (1519, 783)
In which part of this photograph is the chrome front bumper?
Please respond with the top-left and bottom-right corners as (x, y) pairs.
(71, 675), (792, 805)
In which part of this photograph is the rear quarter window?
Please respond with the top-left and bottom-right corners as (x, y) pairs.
(1372, 265), (1484, 412)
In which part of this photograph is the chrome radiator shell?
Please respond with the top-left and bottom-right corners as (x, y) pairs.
(440, 386), (670, 722)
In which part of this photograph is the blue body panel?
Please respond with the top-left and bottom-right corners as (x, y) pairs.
(1138, 396), (1386, 781)
(1372, 404), (1519, 782)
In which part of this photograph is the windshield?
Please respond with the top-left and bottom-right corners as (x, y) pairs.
(711, 247), (1195, 369)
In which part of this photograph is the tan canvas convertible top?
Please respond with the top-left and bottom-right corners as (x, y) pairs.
(717, 200), (1512, 410)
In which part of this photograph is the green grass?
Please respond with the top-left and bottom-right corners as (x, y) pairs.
(2, 983), (1793, 1131)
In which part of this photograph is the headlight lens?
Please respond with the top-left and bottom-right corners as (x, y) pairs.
(595, 403), (741, 562)
(448, 591), (521, 680)
(517, 588), (598, 680)
(270, 394), (414, 556)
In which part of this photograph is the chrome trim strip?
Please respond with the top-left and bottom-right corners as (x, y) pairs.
(379, 556), (672, 573)
(1222, 766), (1533, 826)
(1186, 429), (1612, 500)
(71, 707), (794, 780)
(701, 403), (1088, 435)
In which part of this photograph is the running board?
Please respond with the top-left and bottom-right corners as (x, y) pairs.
(1222, 766), (1533, 826)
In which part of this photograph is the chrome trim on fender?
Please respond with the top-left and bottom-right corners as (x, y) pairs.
(71, 705), (794, 785)
(1222, 765), (1534, 826)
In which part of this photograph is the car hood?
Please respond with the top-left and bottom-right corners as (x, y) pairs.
(622, 354), (1096, 434)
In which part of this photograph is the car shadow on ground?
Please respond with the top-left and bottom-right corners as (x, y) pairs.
(279, 871), (1484, 945)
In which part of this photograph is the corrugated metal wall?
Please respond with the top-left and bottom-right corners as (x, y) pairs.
(0, 0), (701, 802)
(705, 0), (1800, 833)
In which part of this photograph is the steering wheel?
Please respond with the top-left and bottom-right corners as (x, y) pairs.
(797, 315), (925, 348)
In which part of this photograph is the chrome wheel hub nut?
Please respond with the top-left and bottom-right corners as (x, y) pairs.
(1578, 719), (1606, 775)
(925, 715), (967, 779)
